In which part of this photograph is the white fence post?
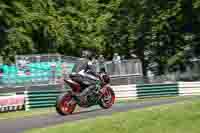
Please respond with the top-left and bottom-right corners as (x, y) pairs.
(24, 91), (30, 111)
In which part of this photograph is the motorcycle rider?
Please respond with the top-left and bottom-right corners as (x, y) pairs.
(71, 52), (100, 101)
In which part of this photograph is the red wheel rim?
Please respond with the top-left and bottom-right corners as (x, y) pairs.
(102, 88), (115, 108)
(60, 94), (75, 113)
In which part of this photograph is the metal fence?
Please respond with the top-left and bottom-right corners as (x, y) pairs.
(164, 72), (200, 82)
(61, 57), (143, 78)
(0, 54), (144, 87)
(110, 75), (176, 86)
(0, 70), (62, 87)
(2, 54), (200, 87)
(0, 54), (63, 87)
(15, 54), (62, 65)
(0, 55), (84, 87)
(104, 59), (143, 77)
(61, 56), (80, 64)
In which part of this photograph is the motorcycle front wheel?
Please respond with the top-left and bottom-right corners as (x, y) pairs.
(56, 91), (77, 115)
(98, 87), (115, 109)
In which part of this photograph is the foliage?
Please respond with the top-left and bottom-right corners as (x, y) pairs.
(0, 0), (196, 75)
(0, 0), (121, 61)
(105, 0), (194, 75)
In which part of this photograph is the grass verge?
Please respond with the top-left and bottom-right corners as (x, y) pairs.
(25, 98), (200, 133)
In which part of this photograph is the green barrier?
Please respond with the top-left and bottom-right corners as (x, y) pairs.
(137, 83), (178, 87)
(25, 90), (64, 110)
(137, 88), (178, 93)
(136, 83), (178, 98)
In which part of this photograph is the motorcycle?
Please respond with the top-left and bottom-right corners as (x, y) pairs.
(56, 72), (115, 115)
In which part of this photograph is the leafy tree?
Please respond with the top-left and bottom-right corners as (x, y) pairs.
(0, 0), (197, 76)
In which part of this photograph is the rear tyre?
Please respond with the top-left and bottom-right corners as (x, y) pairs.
(99, 87), (115, 109)
(56, 91), (77, 115)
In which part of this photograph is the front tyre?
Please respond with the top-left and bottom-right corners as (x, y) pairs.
(99, 87), (115, 109)
(56, 91), (77, 115)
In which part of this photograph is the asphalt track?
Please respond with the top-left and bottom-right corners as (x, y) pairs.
(0, 96), (198, 133)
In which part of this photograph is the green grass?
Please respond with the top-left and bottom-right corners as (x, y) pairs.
(25, 99), (200, 133)
(0, 108), (56, 120)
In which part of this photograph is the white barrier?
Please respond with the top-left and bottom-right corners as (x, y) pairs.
(0, 95), (25, 112)
(112, 85), (137, 100)
(178, 82), (200, 96)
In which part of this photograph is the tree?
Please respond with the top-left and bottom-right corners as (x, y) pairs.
(0, 0), (197, 77)
(0, 0), (122, 63)
(105, 0), (194, 75)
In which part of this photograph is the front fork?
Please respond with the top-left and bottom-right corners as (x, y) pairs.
(98, 84), (110, 100)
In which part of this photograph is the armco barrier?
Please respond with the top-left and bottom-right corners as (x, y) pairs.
(112, 85), (137, 100)
(2, 81), (200, 112)
(178, 82), (200, 96)
(25, 90), (63, 111)
(136, 83), (179, 98)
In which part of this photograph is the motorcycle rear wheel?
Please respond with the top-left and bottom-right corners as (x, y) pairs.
(56, 91), (77, 115)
